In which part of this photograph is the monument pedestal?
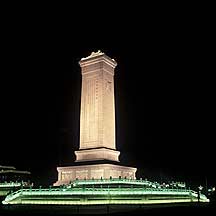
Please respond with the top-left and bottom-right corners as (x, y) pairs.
(75, 148), (120, 162)
(54, 163), (137, 186)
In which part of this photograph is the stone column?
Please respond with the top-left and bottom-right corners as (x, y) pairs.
(75, 51), (120, 162)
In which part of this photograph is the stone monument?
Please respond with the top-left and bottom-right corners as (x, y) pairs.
(54, 51), (137, 186)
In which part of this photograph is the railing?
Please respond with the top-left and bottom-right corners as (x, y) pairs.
(4, 187), (192, 202)
(0, 182), (21, 187)
(3, 186), (210, 204)
(72, 178), (153, 186)
(3, 179), (210, 204)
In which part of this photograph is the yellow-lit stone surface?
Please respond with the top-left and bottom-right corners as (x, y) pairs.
(75, 148), (120, 162)
(76, 51), (119, 161)
(54, 164), (136, 186)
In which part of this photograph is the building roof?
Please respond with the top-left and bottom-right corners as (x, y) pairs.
(0, 165), (30, 175)
(0, 165), (16, 170)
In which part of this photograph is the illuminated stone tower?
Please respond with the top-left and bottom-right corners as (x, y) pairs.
(75, 51), (120, 162)
(54, 51), (136, 186)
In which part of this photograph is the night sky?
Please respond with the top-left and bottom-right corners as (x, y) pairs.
(1, 10), (215, 190)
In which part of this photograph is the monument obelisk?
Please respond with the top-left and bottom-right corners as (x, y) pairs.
(54, 51), (136, 186)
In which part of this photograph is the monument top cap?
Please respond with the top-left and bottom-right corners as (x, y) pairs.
(80, 50), (117, 66)
(81, 50), (104, 60)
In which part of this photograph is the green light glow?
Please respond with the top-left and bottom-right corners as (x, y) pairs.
(3, 199), (200, 205)
(3, 184), (209, 205)
(72, 178), (153, 186)
(2, 179), (209, 205)
(0, 182), (21, 188)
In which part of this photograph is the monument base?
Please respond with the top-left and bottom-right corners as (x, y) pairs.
(75, 148), (120, 162)
(54, 163), (137, 186)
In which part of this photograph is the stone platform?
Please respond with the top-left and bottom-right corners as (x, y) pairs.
(75, 148), (120, 162)
(54, 163), (137, 186)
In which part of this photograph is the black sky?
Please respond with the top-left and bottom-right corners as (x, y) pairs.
(0, 9), (215, 189)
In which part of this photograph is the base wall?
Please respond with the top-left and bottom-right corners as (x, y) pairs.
(75, 148), (120, 162)
(54, 164), (137, 186)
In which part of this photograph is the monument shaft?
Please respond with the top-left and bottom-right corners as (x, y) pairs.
(79, 53), (116, 150)
(75, 51), (120, 162)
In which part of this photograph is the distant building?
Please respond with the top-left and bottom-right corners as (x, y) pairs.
(0, 165), (31, 184)
(0, 165), (31, 197)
